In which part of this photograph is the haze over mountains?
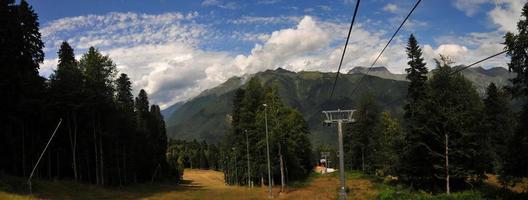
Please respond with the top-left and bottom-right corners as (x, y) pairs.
(163, 66), (514, 145)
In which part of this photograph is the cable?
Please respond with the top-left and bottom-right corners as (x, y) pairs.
(329, 0), (361, 100)
(380, 50), (509, 109)
(449, 50), (507, 75)
(349, 0), (422, 97)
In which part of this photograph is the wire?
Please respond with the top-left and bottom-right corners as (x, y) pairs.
(449, 50), (507, 75)
(329, 0), (361, 100)
(349, 0), (422, 97)
(380, 50), (509, 109)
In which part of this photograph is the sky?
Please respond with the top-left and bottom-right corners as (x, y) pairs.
(29, 0), (523, 108)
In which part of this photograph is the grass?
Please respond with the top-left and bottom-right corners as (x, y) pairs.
(1, 169), (527, 200)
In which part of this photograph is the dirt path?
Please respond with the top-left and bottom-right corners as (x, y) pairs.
(145, 169), (379, 200)
(0, 169), (379, 200)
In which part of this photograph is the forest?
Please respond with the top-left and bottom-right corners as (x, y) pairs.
(0, 0), (178, 186)
(222, 80), (313, 191)
(2, 0), (528, 199)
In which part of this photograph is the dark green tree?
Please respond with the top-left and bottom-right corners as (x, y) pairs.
(399, 34), (434, 189)
(482, 83), (514, 173)
(344, 94), (381, 173)
(503, 1), (528, 182)
(49, 41), (84, 181)
(422, 57), (487, 193)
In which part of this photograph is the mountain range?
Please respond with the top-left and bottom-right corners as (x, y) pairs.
(163, 66), (515, 146)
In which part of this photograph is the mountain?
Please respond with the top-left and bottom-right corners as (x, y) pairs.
(166, 68), (408, 145)
(164, 66), (515, 146)
(161, 101), (184, 119)
(348, 66), (515, 94)
(348, 66), (406, 81)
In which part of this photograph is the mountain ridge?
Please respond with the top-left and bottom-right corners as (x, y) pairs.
(164, 66), (514, 145)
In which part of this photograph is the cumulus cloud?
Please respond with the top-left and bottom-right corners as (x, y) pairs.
(39, 9), (512, 107)
(452, 0), (489, 16)
(489, 0), (523, 33)
(383, 3), (398, 13)
(229, 16), (300, 25)
(233, 16), (331, 73)
(452, 0), (522, 33)
(201, 0), (239, 9)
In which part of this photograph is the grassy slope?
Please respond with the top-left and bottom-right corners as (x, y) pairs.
(4, 169), (526, 200)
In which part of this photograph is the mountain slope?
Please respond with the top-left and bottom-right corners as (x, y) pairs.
(165, 67), (515, 145)
(166, 68), (408, 145)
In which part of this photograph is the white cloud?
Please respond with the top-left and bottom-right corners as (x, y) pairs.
(201, 0), (239, 10)
(232, 16), (331, 73)
(383, 3), (398, 13)
(489, 0), (523, 33)
(452, 0), (489, 16)
(452, 0), (523, 33)
(39, 10), (511, 107)
(229, 16), (300, 25)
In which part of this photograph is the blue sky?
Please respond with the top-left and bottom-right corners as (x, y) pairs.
(29, 0), (523, 107)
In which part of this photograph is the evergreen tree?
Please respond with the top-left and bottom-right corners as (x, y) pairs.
(377, 112), (404, 176)
(0, 0), (46, 176)
(135, 89), (150, 131)
(49, 41), (84, 181)
(422, 57), (487, 193)
(503, 1), (528, 182)
(116, 73), (134, 113)
(482, 83), (514, 173)
(344, 94), (381, 173)
(399, 34), (434, 189)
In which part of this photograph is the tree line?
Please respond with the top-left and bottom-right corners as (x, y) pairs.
(222, 78), (313, 192)
(0, 0), (178, 186)
(342, 5), (528, 193)
(166, 139), (221, 172)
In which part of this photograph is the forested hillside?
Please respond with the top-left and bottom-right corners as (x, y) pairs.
(0, 0), (178, 186)
(165, 66), (514, 145)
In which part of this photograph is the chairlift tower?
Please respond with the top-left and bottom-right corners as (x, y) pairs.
(322, 109), (355, 200)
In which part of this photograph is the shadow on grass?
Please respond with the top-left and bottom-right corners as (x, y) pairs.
(0, 175), (206, 200)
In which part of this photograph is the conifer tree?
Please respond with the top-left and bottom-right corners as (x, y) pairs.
(503, 1), (528, 182)
(422, 57), (487, 193)
(482, 83), (514, 173)
(399, 34), (434, 189)
(344, 94), (381, 173)
(49, 41), (84, 181)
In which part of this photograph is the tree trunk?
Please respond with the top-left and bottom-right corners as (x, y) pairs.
(22, 125), (25, 177)
(99, 131), (104, 185)
(279, 145), (285, 193)
(445, 133), (450, 194)
(361, 147), (365, 173)
(93, 119), (99, 185)
(71, 112), (78, 181)
(56, 151), (60, 178)
(48, 150), (52, 179)
(123, 146), (127, 184)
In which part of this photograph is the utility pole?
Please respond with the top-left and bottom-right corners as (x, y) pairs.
(263, 104), (272, 198)
(322, 110), (355, 200)
(245, 130), (251, 188)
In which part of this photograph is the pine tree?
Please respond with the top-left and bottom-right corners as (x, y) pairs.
(79, 46), (116, 185)
(344, 94), (381, 173)
(49, 41), (84, 181)
(135, 89), (150, 131)
(399, 34), (434, 189)
(422, 57), (487, 193)
(378, 112), (404, 176)
(482, 83), (514, 173)
(116, 73), (134, 113)
(502, 1), (528, 182)
(0, 0), (46, 176)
